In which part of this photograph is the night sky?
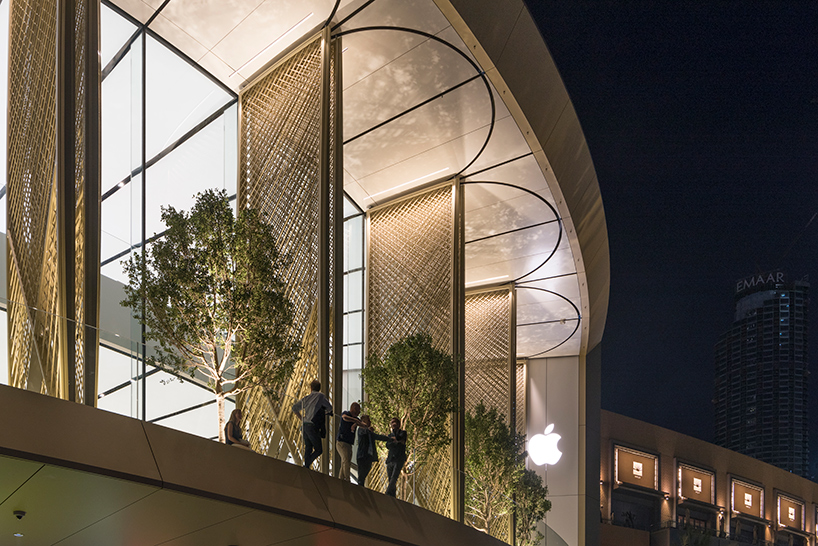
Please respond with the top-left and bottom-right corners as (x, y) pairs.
(525, 1), (818, 471)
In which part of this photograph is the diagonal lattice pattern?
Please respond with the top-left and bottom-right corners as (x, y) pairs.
(465, 290), (512, 420)
(516, 360), (526, 437)
(72, 0), (88, 404)
(368, 185), (454, 517)
(465, 289), (514, 543)
(239, 36), (339, 464)
(7, 0), (64, 397)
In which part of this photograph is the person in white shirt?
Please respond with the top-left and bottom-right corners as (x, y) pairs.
(292, 379), (332, 468)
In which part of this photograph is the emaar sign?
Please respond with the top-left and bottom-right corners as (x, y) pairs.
(736, 272), (785, 294)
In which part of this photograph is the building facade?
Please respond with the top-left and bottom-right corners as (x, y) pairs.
(601, 410), (818, 546)
(714, 272), (810, 477)
(0, 0), (609, 544)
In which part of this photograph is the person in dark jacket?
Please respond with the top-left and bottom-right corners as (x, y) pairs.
(385, 417), (407, 497)
(355, 415), (389, 488)
(337, 402), (365, 482)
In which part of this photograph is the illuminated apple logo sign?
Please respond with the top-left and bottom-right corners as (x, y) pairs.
(528, 424), (563, 466)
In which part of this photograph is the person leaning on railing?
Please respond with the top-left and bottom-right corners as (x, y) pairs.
(292, 379), (333, 468)
(355, 414), (389, 488)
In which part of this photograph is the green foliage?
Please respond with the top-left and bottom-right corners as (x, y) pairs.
(121, 189), (299, 440)
(362, 332), (458, 470)
(464, 403), (551, 544)
(514, 469), (551, 546)
(465, 403), (526, 539)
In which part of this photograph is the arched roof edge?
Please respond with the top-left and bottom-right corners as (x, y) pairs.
(435, 0), (610, 352)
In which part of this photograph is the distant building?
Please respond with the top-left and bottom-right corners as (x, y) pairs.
(600, 410), (818, 546)
(714, 272), (810, 477)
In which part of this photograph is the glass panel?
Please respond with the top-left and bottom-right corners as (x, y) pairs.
(145, 113), (231, 238)
(101, 177), (138, 261)
(97, 382), (132, 417)
(346, 344), (362, 369)
(347, 270), (363, 310)
(152, 401), (228, 440)
(343, 195), (361, 218)
(145, 34), (232, 160)
(343, 214), (363, 271)
(347, 311), (362, 344)
(101, 3), (137, 68)
(97, 346), (134, 394)
(0, 0), (7, 221)
(223, 103), (238, 197)
(102, 49), (136, 193)
(145, 366), (213, 422)
(343, 369), (362, 408)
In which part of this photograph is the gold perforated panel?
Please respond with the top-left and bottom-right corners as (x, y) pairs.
(516, 360), (526, 437)
(464, 289), (514, 542)
(465, 289), (511, 419)
(7, 0), (64, 397)
(72, 0), (89, 404)
(238, 35), (339, 465)
(367, 185), (454, 517)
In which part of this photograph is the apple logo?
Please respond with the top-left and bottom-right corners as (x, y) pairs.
(528, 423), (563, 466)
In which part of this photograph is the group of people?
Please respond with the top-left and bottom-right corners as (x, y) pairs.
(292, 379), (407, 496)
(225, 379), (405, 495)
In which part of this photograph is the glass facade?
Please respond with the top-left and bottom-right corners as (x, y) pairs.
(0, 2), (366, 443)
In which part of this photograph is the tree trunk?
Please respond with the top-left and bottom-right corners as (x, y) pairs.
(217, 387), (226, 443)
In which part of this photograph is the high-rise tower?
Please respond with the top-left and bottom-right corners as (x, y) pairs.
(714, 272), (810, 477)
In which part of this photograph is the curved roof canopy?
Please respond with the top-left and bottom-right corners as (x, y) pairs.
(106, 0), (609, 358)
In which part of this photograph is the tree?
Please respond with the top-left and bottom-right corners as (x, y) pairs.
(465, 403), (527, 540)
(362, 332), (458, 492)
(514, 469), (551, 546)
(121, 189), (299, 442)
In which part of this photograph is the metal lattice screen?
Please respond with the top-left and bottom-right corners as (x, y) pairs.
(465, 289), (512, 418)
(516, 360), (526, 437)
(7, 0), (98, 404)
(238, 35), (339, 465)
(464, 289), (514, 543)
(72, 0), (89, 404)
(7, 0), (63, 397)
(367, 185), (454, 516)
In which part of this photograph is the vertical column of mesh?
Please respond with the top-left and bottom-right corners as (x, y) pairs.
(72, 0), (88, 403)
(367, 186), (454, 516)
(464, 289), (513, 542)
(7, 0), (63, 396)
(239, 37), (328, 464)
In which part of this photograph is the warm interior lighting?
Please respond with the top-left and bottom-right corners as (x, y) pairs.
(229, 13), (314, 78)
(366, 168), (449, 200)
(465, 275), (508, 286)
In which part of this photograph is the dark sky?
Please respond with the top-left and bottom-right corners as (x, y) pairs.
(526, 1), (818, 463)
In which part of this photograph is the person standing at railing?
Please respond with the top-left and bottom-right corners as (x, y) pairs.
(385, 417), (407, 497)
(337, 402), (365, 481)
(292, 379), (332, 468)
(355, 414), (389, 487)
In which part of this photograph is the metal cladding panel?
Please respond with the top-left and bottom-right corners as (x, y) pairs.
(367, 185), (454, 517)
(238, 36), (339, 465)
(7, 0), (64, 397)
